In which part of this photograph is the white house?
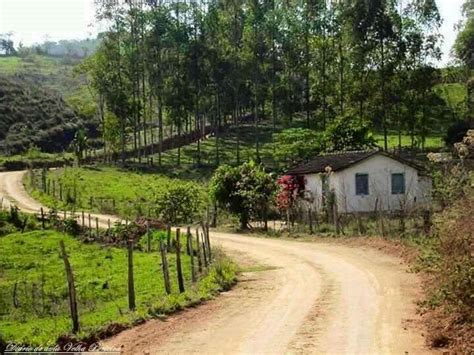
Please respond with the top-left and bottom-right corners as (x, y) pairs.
(286, 150), (432, 213)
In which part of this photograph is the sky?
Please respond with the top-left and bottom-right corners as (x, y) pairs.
(0, 0), (466, 66)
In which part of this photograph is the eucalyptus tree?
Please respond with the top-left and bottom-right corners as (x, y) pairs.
(93, 0), (135, 164)
(86, 0), (447, 168)
(147, 4), (174, 166)
(454, 0), (474, 126)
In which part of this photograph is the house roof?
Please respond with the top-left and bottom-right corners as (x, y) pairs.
(286, 150), (426, 175)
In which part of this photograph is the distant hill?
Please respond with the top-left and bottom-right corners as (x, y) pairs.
(0, 76), (95, 155)
(30, 38), (100, 59)
(0, 55), (87, 97)
(0, 55), (99, 155)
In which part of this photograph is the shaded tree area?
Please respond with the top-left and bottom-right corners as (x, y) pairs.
(0, 33), (16, 56)
(83, 0), (457, 168)
(454, 0), (474, 128)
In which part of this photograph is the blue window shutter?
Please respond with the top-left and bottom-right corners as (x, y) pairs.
(391, 173), (405, 194)
(355, 174), (369, 195)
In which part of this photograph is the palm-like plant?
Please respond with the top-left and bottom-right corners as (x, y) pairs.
(71, 129), (88, 166)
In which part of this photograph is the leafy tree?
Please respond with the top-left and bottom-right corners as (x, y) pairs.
(83, 0), (448, 168)
(155, 182), (205, 225)
(273, 128), (323, 167)
(209, 161), (277, 229)
(103, 112), (122, 161)
(0, 33), (16, 56)
(454, 0), (474, 126)
(454, 0), (474, 70)
(323, 113), (375, 152)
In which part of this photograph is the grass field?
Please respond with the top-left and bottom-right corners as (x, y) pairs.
(0, 151), (73, 168)
(27, 166), (207, 218)
(0, 229), (236, 346)
(147, 122), (445, 172)
(373, 133), (444, 150)
(434, 83), (468, 109)
(0, 57), (22, 73)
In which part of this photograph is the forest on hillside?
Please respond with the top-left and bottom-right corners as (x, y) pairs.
(76, 0), (472, 167)
(0, 0), (472, 165)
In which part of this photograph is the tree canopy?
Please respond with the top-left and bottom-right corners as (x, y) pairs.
(209, 161), (277, 229)
(78, 0), (453, 166)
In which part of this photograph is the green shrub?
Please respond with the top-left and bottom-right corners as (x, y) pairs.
(155, 183), (205, 225)
(62, 218), (81, 237)
(209, 161), (277, 229)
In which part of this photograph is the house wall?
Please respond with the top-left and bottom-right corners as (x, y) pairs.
(304, 173), (324, 211)
(303, 154), (432, 213)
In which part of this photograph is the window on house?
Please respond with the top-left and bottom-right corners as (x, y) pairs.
(355, 174), (369, 195)
(391, 173), (405, 194)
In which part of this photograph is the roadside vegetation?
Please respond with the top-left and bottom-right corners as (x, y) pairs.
(26, 166), (207, 220)
(0, 208), (236, 347)
(417, 176), (473, 352)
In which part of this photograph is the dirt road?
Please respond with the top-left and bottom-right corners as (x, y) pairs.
(0, 170), (432, 354)
(0, 170), (119, 226)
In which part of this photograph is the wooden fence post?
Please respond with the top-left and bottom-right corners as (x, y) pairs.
(423, 209), (431, 236)
(211, 201), (217, 228)
(73, 184), (77, 208)
(186, 226), (191, 256)
(196, 228), (203, 273)
(205, 223), (211, 262)
(159, 239), (171, 294)
(59, 241), (79, 333)
(146, 220), (151, 253)
(399, 210), (406, 235)
(286, 208), (291, 232)
(21, 216), (28, 233)
(41, 168), (47, 192)
(187, 229), (196, 282)
(175, 228), (185, 293)
(95, 217), (99, 238)
(202, 239), (208, 268)
(81, 211), (85, 228)
(357, 213), (365, 235)
(166, 225), (171, 250)
(308, 208), (314, 235)
(88, 214), (91, 238)
(127, 239), (136, 311)
(40, 208), (45, 229)
(332, 200), (340, 235)
(59, 183), (63, 201)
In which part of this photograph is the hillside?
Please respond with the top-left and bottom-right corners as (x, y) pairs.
(0, 55), (85, 96)
(434, 83), (468, 119)
(0, 76), (93, 154)
(0, 55), (99, 155)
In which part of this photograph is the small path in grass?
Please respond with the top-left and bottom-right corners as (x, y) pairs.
(0, 170), (120, 228)
(0, 170), (435, 354)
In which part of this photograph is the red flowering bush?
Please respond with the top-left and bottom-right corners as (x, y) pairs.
(276, 175), (306, 211)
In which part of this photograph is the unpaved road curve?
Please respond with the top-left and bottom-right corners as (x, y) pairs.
(0, 170), (119, 226)
(0, 170), (433, 354)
